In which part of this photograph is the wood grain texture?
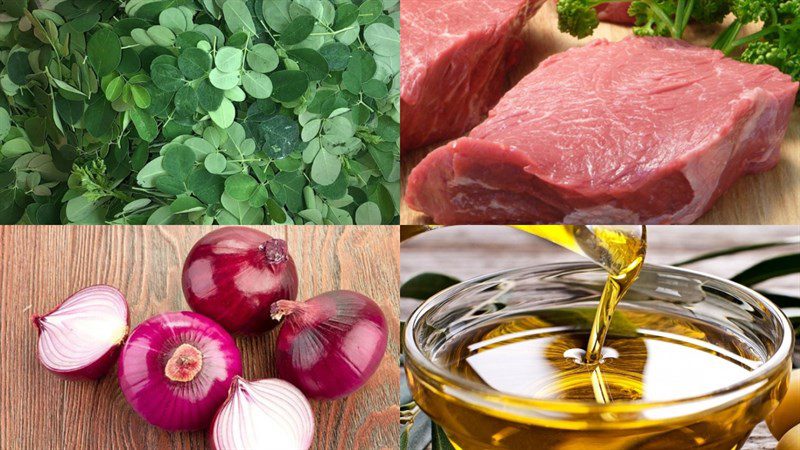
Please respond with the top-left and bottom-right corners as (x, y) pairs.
(0, 225), (400, 450)
(400, 1), (800, 225)
(401, 225), (800, 449)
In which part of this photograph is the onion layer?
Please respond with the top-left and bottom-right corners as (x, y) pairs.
(271, 290), (388, 399)
(118, 311), (242, 431)
(211, 377), (314, 450)
(182, 227), (299, 334)
(33, 284), (129, 379)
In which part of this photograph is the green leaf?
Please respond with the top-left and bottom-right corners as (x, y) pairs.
(66, 196), (104, 224)
(54, 96), (84, 126)
(281, 15), (316, 45)
(247, 114), (300, 158)
(0, 108), (10, 141)
(270, 70), (309, 102)
(355, 201), (382, 225)
(674, 238), (800, 266)
(209, 98), (236, 128)
(400, 273), (461, 300)
(130, 85), (152, 109)
(225, 173), (259, 201)
(311, 149), (341, 186)
(88, 28), (122, 76)
(209, 68), (241, 90)
(287, 48), (329, 81)
(197, 80), (224, 111)
(249, 184), (269, 207)
(136, 156), (166, 188)
(174, 85), (199, 116)
(105, 76), (126, 102)
(269, 171), (305, 212)
(358, 0), (384, 25)
(319, 42), (351, 71)
(1, 138), (32, 157)
(178, 47), (212, 80)
(84, 97), (116, 138)
(151, 64), (184, 92)
(171, 195), (205, 214)
(241, 71), (273, 99)
(431, 423), (456, 450)
(147, 205), (175, 224)
(223, 0), (257, 35)
(731, 254), (800, 287)
(162, 144), (196, 179)
(7, 51), (32, 85)
(215, 47), (244, 72)
(155, 175), (186, 194)
(363, 79), (389, 99)
(129, 108), (159, 142)
(188, 167), (224, 204)
(52, 78), (87, 97)
(204, 152), (227, 174)
(263, 0), (292, 32)
(247, 44), (280, 73)
(364, 23), (400, 57)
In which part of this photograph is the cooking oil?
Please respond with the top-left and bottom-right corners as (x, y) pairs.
(409, 306), (783, 450)
(403, 225), (790, 449)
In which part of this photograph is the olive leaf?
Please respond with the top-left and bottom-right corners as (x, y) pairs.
(401, 273), (462, 300)
(731, 253), (800, 286)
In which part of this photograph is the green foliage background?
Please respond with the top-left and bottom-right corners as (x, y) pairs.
(0, 0), (400, 224)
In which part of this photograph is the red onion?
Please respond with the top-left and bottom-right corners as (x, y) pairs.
(32, 285), (129, 379)
(182, 227), (299, 334)
(271, 290), (388, 399)
(211, 377), (314, 450)
(118, 311), (242, 431)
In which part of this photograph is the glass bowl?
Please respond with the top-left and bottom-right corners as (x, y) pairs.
(404, 263), (794, 450)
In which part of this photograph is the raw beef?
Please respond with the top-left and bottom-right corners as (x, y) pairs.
(406, 37), (798, 224)
(596, 3), (635, 24)
(401, 0), (544, 151)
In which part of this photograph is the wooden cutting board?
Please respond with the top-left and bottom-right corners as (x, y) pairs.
(401, 2), (800, 225)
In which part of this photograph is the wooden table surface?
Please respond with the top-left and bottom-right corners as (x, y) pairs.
(401, 225), (800, 450)
(401, 2), (800, 225)
(0, 225), (400, 450)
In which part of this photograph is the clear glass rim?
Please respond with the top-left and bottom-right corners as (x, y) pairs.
(403, 262), (794, 417)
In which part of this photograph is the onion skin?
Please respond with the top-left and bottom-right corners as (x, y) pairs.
(118, 311), (242, 431)
(272, 290), (388, 399)
(211, 377), (315, 450)
(32, 285), (129, 380)
(182, 227), (299, 334)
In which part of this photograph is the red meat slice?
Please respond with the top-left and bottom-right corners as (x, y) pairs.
(406, 37), (798, 224)
(401, 0), (544, 152)
(596, 3), (635, 24)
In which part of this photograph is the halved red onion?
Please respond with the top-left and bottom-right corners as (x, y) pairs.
(32, 284), (129, 379)
(182, 227), (299, 334)
(211, 377), (314, 450)
(118, 311), (242, 431)
(271, 290), (388, 399)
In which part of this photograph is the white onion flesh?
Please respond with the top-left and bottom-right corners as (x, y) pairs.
(35, 285), (128, 372)
(212, 377), (314, 450)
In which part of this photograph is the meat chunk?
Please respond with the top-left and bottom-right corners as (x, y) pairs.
(401, 0), (544, 151)
(406, 37), (798, 224)
(596, 3), (635, 24)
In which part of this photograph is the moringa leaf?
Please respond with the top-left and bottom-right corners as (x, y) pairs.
(0, 0), (400, 225)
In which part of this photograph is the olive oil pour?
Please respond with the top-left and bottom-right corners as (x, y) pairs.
(402, 225), (647, 403)
(512, 226), (646, 364)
